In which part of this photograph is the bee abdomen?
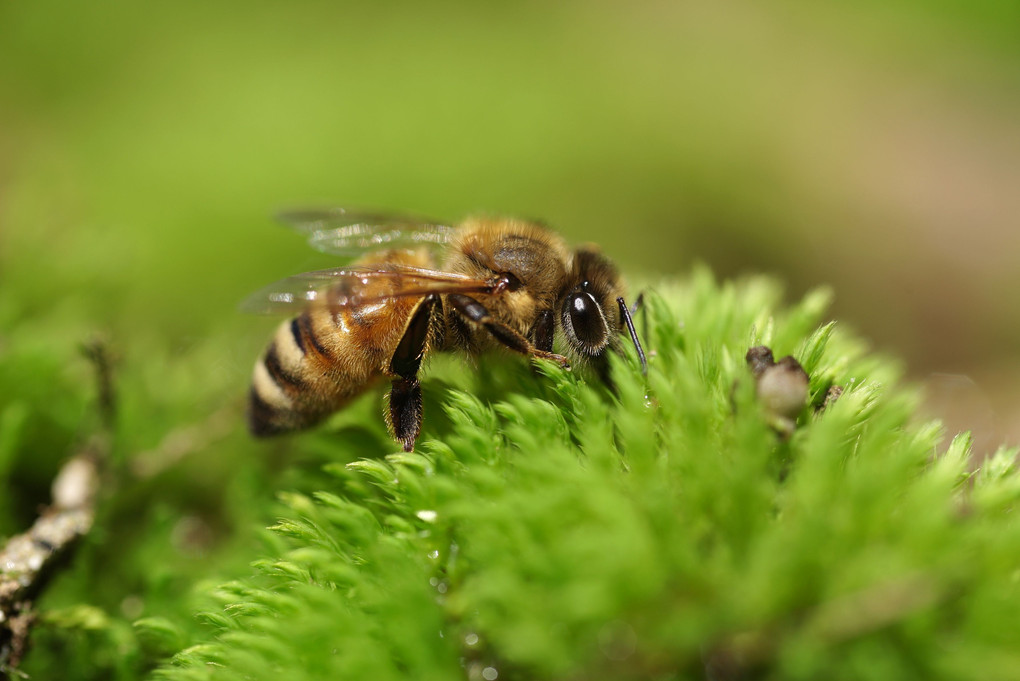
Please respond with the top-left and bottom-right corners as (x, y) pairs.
(247, 385), (290, 437)
(263, 343), (305, 392)
(247, 318), (320, 437)
(289, 317), (306, 354)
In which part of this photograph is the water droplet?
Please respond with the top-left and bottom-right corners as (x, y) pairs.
(417, 510), (438, 523)
(482, 667), (498, 680)
(464, 632), (479, 647)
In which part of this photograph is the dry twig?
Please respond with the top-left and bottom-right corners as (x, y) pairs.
(0, 340), (114, 676)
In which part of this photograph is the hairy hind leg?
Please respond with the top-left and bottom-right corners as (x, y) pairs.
(386, 294), (441, 451)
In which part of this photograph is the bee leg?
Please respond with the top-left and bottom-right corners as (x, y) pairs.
(529, 309), (555, 353)
(448, 294), (571, 369)
(388, 378), (423, 452)
(386, 294), (440, 451)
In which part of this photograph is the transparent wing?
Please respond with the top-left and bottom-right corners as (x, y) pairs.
(276, 207), (456, 258)
(241, 264), (498, 315)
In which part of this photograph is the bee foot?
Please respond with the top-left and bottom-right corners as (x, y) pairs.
(533, 351), (571, 370)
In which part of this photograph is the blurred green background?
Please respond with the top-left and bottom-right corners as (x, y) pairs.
(3, 2), (1020, 465)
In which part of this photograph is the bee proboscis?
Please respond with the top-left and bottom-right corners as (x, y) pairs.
(246, 208), (646, 451)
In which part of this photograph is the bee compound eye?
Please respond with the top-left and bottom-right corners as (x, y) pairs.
(565, 291), (609, 350)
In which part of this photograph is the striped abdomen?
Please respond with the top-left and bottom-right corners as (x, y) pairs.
(248, 285), (426, 437)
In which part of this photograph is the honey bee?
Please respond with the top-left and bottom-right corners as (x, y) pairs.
(245, 209), (646, 451)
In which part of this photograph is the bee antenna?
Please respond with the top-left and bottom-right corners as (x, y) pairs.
(616, 297), (647, 376)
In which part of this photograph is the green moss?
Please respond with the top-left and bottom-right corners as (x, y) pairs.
(21, 272), (1003, 681)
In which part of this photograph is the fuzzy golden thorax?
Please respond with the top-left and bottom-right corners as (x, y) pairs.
(445, 218), (570, 336)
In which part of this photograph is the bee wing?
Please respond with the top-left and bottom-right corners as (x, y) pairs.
(276, 207), (455, 258)
(241, 264), (496, 315)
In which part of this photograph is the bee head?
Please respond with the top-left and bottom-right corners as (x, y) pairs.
(559, 247), (646, 377)
(560, 257), (614, 357)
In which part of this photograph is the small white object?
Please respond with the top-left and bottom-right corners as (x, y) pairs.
(52, 457), (98, 509)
